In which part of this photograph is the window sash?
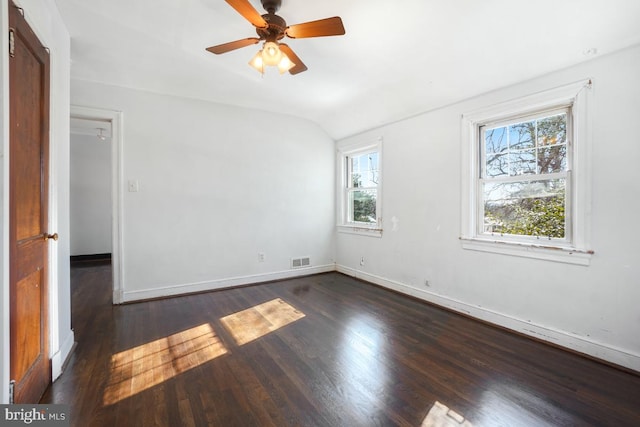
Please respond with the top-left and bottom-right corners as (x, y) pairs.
(346, 188), (378, 225)
(479, 107), (571, 180)
(476, 108), (573, 242)
(346, 152), (379, 189)
(345, 151), (378, 225)
(338, 140), (382, 231)
(477, 174), (571, 241)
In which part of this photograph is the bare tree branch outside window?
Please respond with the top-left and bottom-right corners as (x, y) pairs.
(482, 112), (567, 238)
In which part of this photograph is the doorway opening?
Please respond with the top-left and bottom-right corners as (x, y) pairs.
(70, 106), (123, 304)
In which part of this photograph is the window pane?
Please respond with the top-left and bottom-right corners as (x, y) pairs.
(486, 153), (508, 177)
(349, 189), (377, 224)
(350, 152), (379, 188)
(538, 145), (567, 174)
(351, 171), (363, 187)
(509, 150), (536, 175)
(483, 179), (565, 238)
(537, 113), (566, 146)
(483, 111), (568, 180)
(509, 121), (535, 150)
(485, 126), (508, 153)
(368, 152), (379, 169)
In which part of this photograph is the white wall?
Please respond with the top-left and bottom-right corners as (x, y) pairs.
(0, 0), (73, 403)
(70, 133), (112, 256)
(71, 80), (336, 301)
(336, 45), (640, 372)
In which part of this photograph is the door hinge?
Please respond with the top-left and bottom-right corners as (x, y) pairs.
(9, 28), (15, 58)
(9, 380), (15, 404)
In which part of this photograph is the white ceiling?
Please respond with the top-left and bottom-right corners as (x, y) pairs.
(55, 0), (640, 139)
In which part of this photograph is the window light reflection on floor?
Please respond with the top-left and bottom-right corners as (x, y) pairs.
(220, 298), (305, 345)
(421, 401), (473, 427)
(103, 323), (227, 406)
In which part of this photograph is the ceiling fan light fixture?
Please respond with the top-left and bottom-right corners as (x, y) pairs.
(262, 41), (282, 66)
(249, 49), (265, 73)
(249, 42), (294, 75)
(277, 53), (295, 74)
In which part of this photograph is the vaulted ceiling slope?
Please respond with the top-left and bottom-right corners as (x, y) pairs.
(56, 0), (640, 139)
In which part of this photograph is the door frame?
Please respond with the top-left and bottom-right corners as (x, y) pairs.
(70, 105), (124, 304)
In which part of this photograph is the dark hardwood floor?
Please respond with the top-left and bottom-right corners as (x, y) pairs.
(41, 263), (640, 426)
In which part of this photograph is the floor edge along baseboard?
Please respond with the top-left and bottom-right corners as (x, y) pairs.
(121, 264), (336, 303)
(335, 264), (640, 375)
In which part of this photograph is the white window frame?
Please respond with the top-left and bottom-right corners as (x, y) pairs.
(337, 138), (383, 237)
(460, 80), (593, 265)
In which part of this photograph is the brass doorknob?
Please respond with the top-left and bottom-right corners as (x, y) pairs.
(44, 233), (58, 241)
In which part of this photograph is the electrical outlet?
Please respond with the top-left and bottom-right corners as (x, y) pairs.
(258, 252), (265, 262)
(424, 279), (431, 287)
(360, 256), (365, 266)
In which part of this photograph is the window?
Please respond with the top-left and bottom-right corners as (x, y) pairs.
(338, 139), (382, 236)
(480, 108), (569, 239)
(461, 80), (593, 265)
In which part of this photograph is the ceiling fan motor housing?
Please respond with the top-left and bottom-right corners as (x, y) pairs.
(257, 14), (287, 41)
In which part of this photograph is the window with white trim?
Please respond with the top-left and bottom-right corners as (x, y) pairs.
(338, 139), (382, 236)
(461, 80), (593, 265)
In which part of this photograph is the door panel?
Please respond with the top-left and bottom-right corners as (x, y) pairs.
(14, 270), (43, 381)
(9, 1), (52, 403)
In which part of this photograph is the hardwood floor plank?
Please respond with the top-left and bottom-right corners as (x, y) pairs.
(41, 265), (640, 426)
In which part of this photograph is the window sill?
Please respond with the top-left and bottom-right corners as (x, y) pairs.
(338, 225), (383, 238)
(460, 237), (593, 266)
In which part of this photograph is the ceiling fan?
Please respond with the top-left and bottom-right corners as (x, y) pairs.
(206, 0), (345, 75)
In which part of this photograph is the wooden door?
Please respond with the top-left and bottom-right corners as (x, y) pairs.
(9, 1), (52, 403)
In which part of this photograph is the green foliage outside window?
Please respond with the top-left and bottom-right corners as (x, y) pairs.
(485, 190), (565, 238)
(352, 191), (377, 223)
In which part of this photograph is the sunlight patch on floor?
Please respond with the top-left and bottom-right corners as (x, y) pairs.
(220, 298), (305, 345)
(422, 401), (473, 427)
(103, 323), (227, 406)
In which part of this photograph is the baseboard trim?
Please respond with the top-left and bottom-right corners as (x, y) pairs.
(121, 264), (336, 303)
(336, 264), (640, 373)
(70, 253), (111, 263)
(51, 329), (75, 380)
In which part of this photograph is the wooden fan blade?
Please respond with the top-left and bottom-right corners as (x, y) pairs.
(285, 16), (345, 39)
(225, 0), (268, 28)
(279, 43), (308, 75)
(206, 38), (261, 54)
